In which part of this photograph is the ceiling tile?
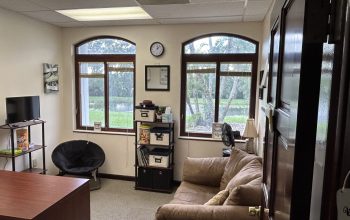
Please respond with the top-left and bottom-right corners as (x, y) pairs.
(158, 16), (242, 24)
(245, 0), (271, 15)
(56, 19), (159, 27)
(243, 14), (265, 22)
(29, 0), (138, 10)
(51, 21), (84, 27)
(0, 0), (271, 27)
(137, 0), (189, 5)
(0, 0), (48, 12)
(22, 10), (76, 23)
(190, 0), (243, 3)
(143, 2), (245, 19)
(92, 19), (159, 26)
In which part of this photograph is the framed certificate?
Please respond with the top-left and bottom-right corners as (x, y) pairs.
(212, 122), (223, 139)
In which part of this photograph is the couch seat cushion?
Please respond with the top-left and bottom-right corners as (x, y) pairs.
(204, 189), (229, 205)
(170, 181), (219, 205)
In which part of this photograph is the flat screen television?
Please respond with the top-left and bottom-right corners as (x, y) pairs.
(6, 96), (40, 124)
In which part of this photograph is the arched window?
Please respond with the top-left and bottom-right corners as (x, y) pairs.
(75, 36), (135, 132)
(184, 35), (256, 54)
(180, 34), (258, 137)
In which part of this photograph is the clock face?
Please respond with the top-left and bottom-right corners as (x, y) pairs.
(150, 42), (164, 57)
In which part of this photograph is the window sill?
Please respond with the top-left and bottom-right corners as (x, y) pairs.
(178, 136), (248, 143)
(73, 129), (135, 136)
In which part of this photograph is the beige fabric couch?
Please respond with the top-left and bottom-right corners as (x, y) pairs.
(156, 149), (262, 220)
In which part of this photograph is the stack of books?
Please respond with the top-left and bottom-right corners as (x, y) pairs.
(137, 146), (149, 166)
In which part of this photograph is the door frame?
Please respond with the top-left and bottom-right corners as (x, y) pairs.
(261, 17), (280, 219)
(321, 1), (350, 219)
(261, 0), (331, 219)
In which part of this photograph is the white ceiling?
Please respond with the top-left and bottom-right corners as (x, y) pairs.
(0, 0), (273, 27)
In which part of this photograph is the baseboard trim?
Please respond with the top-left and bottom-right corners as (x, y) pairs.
(98, 173), (135, 181)
(173, 180), (181, 186)
(97, 173), (181, 186)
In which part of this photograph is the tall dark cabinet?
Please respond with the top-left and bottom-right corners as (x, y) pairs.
(0, 120), (46, 174)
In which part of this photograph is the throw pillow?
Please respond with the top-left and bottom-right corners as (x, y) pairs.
(204, 189), (230, 205)
(224, 177), (262, 205)
(220, 149), (260, 190)
(225, 159), (262, 191)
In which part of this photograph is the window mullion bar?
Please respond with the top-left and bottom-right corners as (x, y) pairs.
(132, 60), (136, 131)
(79, 74), (104, 78)
(105, 62), (109, 129)
(75, 60), (81, 129)
(220, 71), (251, 76)
(214, 61), (220, 123)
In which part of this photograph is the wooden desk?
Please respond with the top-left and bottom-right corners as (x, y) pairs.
(0, 171), (90, 220)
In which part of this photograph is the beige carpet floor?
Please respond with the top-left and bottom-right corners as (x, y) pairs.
(90, 179), (174, 220)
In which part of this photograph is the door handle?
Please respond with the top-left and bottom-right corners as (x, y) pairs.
(265, 106), (274, 132)
(264, 208), (270, 214)
(248, 206), (261, 216)
(248, 206), (270, 217)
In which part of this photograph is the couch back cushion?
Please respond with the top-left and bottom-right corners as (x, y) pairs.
(220, 149), (260, 190)
(225, 159), (262, 191)
(183, 157), (229, 187)
(224, 176), (262, 205)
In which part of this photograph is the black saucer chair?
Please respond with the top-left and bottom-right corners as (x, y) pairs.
(52, 140), (105, 190)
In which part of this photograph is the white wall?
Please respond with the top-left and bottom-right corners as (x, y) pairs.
(0, 7), (265, 180)
(62, 22), (263, 180)
(0, 8), (64, 174)
(256, 1), (275, 157)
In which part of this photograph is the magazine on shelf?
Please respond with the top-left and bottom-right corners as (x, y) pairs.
(141, 147), (149, 166)
(137, 145), (150, 166)
(16, 128), (29, 151)
(137, 146), (144, 166)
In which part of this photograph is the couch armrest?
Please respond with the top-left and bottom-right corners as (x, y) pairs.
(182, 157), (229, 187)
(156, 204), (257, 220)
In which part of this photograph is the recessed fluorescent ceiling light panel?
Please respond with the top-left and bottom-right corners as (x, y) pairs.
(56, 7), (152, 21)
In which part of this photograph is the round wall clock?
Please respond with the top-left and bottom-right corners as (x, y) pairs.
(150, 42), (164, 57)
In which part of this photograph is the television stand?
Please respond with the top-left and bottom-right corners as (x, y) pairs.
(0, 120), (46, 174)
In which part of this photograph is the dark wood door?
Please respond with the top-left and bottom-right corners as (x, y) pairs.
(261, 0), (330, 219)
(321, 0), (350, 219)
(261, 18), (280, 219)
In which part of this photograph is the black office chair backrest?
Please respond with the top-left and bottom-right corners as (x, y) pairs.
(52, 140), (105, 171)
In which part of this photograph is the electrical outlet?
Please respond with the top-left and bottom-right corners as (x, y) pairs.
(32, 159), (37, 168)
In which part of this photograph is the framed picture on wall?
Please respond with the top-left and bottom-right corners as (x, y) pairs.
(145, 65), (170, 91)
(212, 122), (223, 139)
(43, 63), (59, 93)
(259, 70), (265, 100)
(259, 60), (269, 100)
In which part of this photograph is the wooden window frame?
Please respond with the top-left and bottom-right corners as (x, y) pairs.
(74, 36), (136, 132)
(180, 33), (259, 138)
